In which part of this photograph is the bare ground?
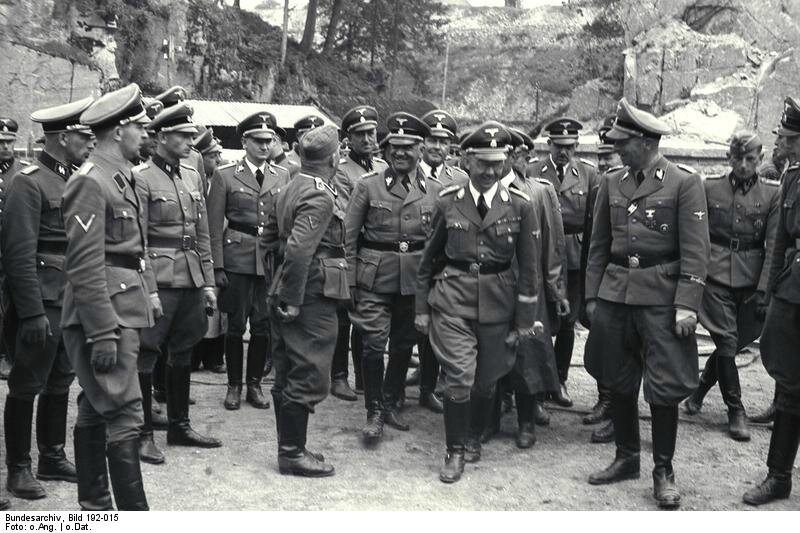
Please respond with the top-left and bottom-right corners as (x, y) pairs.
(1, 331), (796, 511)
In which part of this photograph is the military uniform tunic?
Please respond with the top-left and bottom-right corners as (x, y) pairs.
(698, 173), (780, 359)
(1, 153), (75, 399)
(60, 149), (156, 440)
(760, 162), (800, 414)
(332, 153), (388, 208)
(584, 156), (710, 405)
(134, 156), (214, 367)
(264, 172), (349, 410)
(416, 182), (540, 401)
(206, 158), (289, 337)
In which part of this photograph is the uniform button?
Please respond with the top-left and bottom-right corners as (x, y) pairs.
(631, 236), (637, 241)
(736, 218), (741, 223)
(260, 202), (264, 206)
(480, 240), (485, 245)
(404, 215), (409, 220)
(631, 218), (637, 224)
(39, 261), (45, 266)
(120, 283), (127, 290)
(480, 253), (486, 258)
(736, 204), (742, 209)
(226, 239), (231, 243)
(260, 211), (265, 215)
(179, 190), (184, 194)
(185, 222), (190, 226)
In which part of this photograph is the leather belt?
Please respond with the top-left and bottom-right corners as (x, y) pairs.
(710, 234), (763, 252)
(148, 235), (197, 250)
(447, 260), (511, 275)
(610, 253), (679, 269)
(105, 253), (146, 272)
(317, 245), (345, 259)
(360, 239), (425, 253)
(36, 241), (67, 255)
(228, 220), (263, 237)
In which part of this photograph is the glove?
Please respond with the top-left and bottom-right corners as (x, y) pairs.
(203, 287), (217, 316)
(585, 299), (597, 323)
(747, 291), (769, 321)
(91, 339), (117, 374)
(674, 307), (698, 338)
(20, 314), (51, 347)
(414, 313), (431, 335)
(556, 297), (571, 317)
(150, 292), (164, 320)
(214, 269), (229, 289)
(275, 302), (300, 323)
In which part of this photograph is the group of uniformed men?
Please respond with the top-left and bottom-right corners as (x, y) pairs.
(0, 80), (798, 511)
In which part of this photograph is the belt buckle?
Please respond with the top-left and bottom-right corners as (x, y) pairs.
(138, 257), (146, 273)
(730, 238), (740, 252)
(181, 235), (192, 250)
(628, 255), (640, 269)
(257, 226), (264, 237)
(469, 262), (480, 274)
(398, 241), (409, 253)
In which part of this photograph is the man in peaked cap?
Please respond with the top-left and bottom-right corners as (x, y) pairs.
(345, 112), (441, 443)
(596, 115), (622, 174)
(207, 111), (290, 411)
(139, 98), (164, 163)
(286, 114), (326, 178)
(533, 117), (599, 409)
(742, 96), (800, 506)
(153, 86), (204, 182)
(133, 103), (221, 466)
(154, 86), (188, 109)
(583, 98), (709, 509)
(415, 121), (542, 483)
(61, 83), (158, 510)
(262, 124), (345, 477)
(329, 106), (389, 402)
(419, 109), (469, 188)
(0, 96), (93, 501)
(681, 132), (779, 444)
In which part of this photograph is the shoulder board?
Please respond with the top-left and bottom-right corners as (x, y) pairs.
(509, 187), (530, 201)
(439, 184), (461, 197)
(760, 177), (781, 187)
(535, 177), (551, 186)
(429, 175), (442, 184)
(374, 157), (386, 164)
(704, 174), (724, 180)
(20, 164), (39, 175)
(270, 163), (287, 173)
(339, 157), (348, 164)
(361, 170), (380, 179)
(77, 161), (94, 175)
(787, 163), (800, 171)
(527, 156), (540, 164)
(287, 159), (299, 166)
(676, 163), (696, 174)
(579, 158), (597, 168)
(132, 163), (149, 172)
(217, 162), (235, 171)
(190, 147), (200, 154)
(607, 165), (625, 173)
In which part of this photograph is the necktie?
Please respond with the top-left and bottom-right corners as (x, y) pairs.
(635, 171), (644, 187)
(401, 175), (411, 192)
(477, 194), (489, 219)
(556, 165), (565, 183)
(255, 168), (264, 187)
(431, 166), (438, 180)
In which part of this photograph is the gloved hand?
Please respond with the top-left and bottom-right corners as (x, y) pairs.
(214, 269), (229, 289)
(150, 292), (164, 320)
(20, 314), (51, 347)
(747, 291), (769, 321)
(203, 287), (217, 316)
(674, 307), (698, 337)
(585, 299), (597, 323)
(275, 302), (300, 323)
(414, 313), (431, 335)
(91, 339), (117, 374)
(556, 297), (571, 317)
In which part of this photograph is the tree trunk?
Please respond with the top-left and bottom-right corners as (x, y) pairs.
(233, 0), (241, 8)
(505, 0), (519, 7)
(322, 0), (343, 54)
(300, 0), (319, 55)
(280, 0), (289, 66)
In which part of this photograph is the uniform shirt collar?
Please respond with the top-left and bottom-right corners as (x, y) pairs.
(468, 180), (498, 208)
(550, 154), (570, 174)
(729, 171), (757, 195)
(244, 156), (267, 176)
(418, 159), (440, 179)
(500, 169), (516, 189)
(151, 154), (180, 178)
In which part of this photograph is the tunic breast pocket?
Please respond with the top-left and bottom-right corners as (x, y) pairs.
(367, 200), (393, 227)
(42, 199), (64, 229)
(645, 197), (676, 234)
(189, 191), (205, 219)
(784, 198), (799, 233)
(494, 219), (521, 253)
(149, 191), (180, 222)
(567, 189), (587, 213)
(109, 206), (137, 242)
(746, 207), (766, 238)
(610, 196), (628, 226)
(232, 189), (257, 211)
(709, 203), (727, 227)
(446, 219), (470, 249)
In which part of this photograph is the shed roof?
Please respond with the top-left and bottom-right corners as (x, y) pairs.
(185, 99), (337, 129)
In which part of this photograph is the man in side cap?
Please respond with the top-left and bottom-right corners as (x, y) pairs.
(0, 97), (94, 501)
(61, 83), (158, 511)
(583, 98), (710, 509)
(682, 131), (779, 444)
(133, 103), (221, 465)
(415, 121), (542, 483)
(262, 124), (345, 477)
(207, 111), (290, 411)
(533, 117), (599, 409)
(345, 112), (441, 442)
(743, 96), (800, 506)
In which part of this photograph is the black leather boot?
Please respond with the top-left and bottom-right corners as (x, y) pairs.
(4, 396), (45, 499)
(361, 356), (385, 442)
(351, 328), (364, 394)
(35, 393), (77, 482)
(137, 373), (164, 465)
(440, 399), (468, 483)
(589, 394), (640, 485)
(717, 357), (750, 441)
(166, 365), (222, 448)
(74, 425), (112, 511)
(224, 335), (243, 410)
(419, 337), (443, 413)
(515, 393), (536, 449)
(465, 396), (493, 463)
(153, 355), (166, 404)
(534, 394), (551, 426)
(553, 322), (575, 407)
(682, 353), (717, 415)
(272, 391), (324, 461)
(590, 419), (615, 443)
(106, 438), (149, 510)
(245, 335), (270, 409)
(0, 353), (10, 381)
(743, 409), (799, 506)
(383, 349), (411, 431)
(331, 318), (356, 400)
(583, 384), (612, 425)
(750, 390), (777, 424)
(278, 403), (334, 477)
(650, 404), (681, 509)
(481, 389), (502, 443)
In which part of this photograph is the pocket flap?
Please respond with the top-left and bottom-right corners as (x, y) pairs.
(645, 197), (676, 209)
(112, 206), (136, 219)
(369, 200), (393, 212)
(48, 199), (62, 209)
(495, 221), (521, 235)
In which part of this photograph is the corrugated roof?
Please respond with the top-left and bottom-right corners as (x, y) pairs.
(186, 99), (337, 129)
